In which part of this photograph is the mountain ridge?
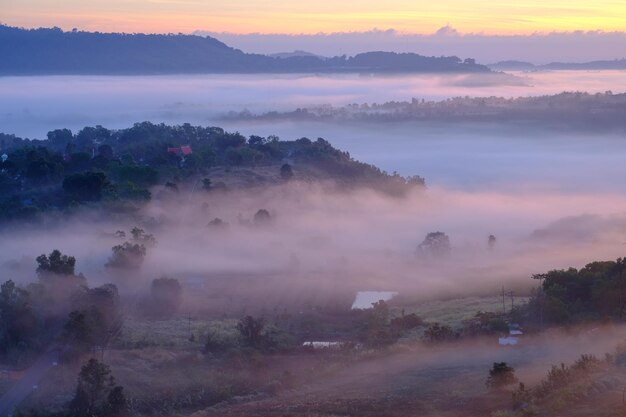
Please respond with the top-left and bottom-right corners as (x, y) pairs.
(0, 25), (489, 75)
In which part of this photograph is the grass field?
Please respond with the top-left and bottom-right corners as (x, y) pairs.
(397, 295), (529, 329)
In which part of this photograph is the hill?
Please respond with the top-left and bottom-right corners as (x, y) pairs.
(488, 59), (626, 71)
(0, 25), (489, 75)
(0, 122), (425, 223)
(225, 91), (626, 131)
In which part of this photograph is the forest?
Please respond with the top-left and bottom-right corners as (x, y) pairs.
(0, 122), (425, 223)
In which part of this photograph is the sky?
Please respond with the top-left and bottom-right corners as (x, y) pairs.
(3, 0), (626, 35)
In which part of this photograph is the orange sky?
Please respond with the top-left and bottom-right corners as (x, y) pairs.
(2, 0), (626, 34)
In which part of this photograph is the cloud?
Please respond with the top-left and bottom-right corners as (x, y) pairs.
(194, 28), (626, 64)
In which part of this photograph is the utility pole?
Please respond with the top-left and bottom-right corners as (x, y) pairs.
(505, 290), (515, 311)
(501, 286), (506, 314)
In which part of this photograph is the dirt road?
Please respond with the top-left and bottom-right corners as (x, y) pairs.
(0, 350), (59, 417)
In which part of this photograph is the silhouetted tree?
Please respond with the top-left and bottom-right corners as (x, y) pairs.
(237, 316), (265, 348)
(36, 249), (76, 276)
(0, 280), (38, 355)
(63, 171), (109, 202)
(416, 231), (451, 259)
(423, 322), (457, 343)
(105, 242), (146, 270)
(150, 277), (182, 315)
(253, 209), (272, 226)
(69, 358), (126, 417)
(207, 217), (228, 230)
(486, 362), (518, 389)
(280, 163), (294, 180)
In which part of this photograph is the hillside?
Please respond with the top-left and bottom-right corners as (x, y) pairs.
(0, 122), (425, 223)
(225, 91), (626, 131)
(488, 59), (626, 71)
(0, 25), (489, 75)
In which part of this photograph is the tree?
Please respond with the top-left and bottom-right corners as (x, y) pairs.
(363, 300), (398, 347)
(423, 323), (457, 343)
(62, 310), (96, 355)
(105, 242), (146, 270)
(36, 249), (76, 276)
(416, 231), (451, 259)
(237, 316), (265, 348)
(63, 171), (110, 202)
(97, 144), (114, 160)
(0, 280), (38, 355)
(130, 227), (156, 247)
(208, 217), (228, 230)
(112, 165), (158, 187)
(280, 163), (294, 181)
(47, 128), (73, 151)
(486, 362), (518, 389)
(390, 313), (423, 334)
(76, 125), (111, 150)
(62, 284), (122, 360)
(69, 358), (126, 417)
(253, 209), (272, 226)
(150, 277), (182, 315)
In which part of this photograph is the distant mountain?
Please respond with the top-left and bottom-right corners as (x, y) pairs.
(487, 60), (536, 71)
(488, 59), (626, 71)
(542, 59), (626, 70)
(268, 50), (326, 60)
(0, 25), (489, 75)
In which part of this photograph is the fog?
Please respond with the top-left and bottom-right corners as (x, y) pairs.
(2, 70), (626, 303)
(3, 71), (626, 139)
(3, 182), (626, 311)
(4, 70), (626, 192)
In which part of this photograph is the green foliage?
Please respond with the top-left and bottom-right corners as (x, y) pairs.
(511, 382), (532, 410)
(114, 181), (151, 201)
(0, 122), (425, 224)
(462, 311), (509, 336)
(150, 277), (182, 316)
(534, 364), (573, 399)
(0, 280), (39, 356)
(69, 358), (126, 417)
(36, 249), (76, 276)
(486, 362), (518, 389)
(280, 163), (294, 180)
(208, 217), (229, 229)
(416, 231), (451, 259)
(63, 171), (110, 202)
(111, 165), (158, 187)
(423, 322), (457, 343)
(253, 209), (272, 226)
(237, 316), (265, 349)
(361, 300), (399, 347)
(526, 258), (626, 324)
(105, 242), (146, 270)
(130, 227), (157, 247)
(390, 313), (423, 333)
(46, 128), (73, 151)
(61, 284), (122, 360)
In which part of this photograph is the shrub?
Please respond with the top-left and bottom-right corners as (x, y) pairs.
(486, 362), (518, 389)
(423, 323), (457, 343)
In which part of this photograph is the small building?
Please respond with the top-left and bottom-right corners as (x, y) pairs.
(302, 341), (343, 349)
(498, 336), (519, 346)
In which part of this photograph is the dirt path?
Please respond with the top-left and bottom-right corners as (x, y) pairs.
(191, 328), (626, 417)
(0, 349), (59, 417)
